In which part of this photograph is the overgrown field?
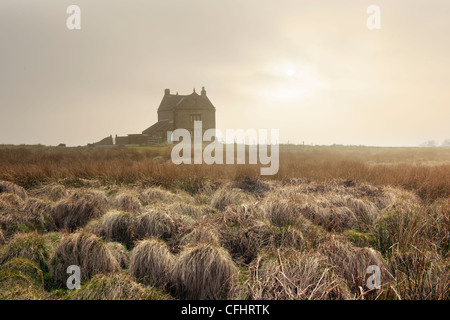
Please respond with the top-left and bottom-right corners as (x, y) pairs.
(0, 145), (448, 299)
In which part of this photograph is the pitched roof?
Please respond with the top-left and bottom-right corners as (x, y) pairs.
(142, 120), (173, 135)
(158, 92), (215, 112)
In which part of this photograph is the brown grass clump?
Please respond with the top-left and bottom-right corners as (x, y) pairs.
(263, 200), (302, 227)
(0, 232), (52, 271)
(31, 183), (68, 202)
(0, 181), (27, 200)
(180, 224), (220, 247)
(101, 210), (134, 248)
(105, 242), (130, 269)
(215, 205), (272, 264)
(0, 192), (24, 207)
(69, 272), (171, 300)
(129, 238), (174, 288)
(52, 191), (108, 231)
(168, 202), (203, 219)
(111, 192), (142, 213)
(0, 258), (45, 300)
(232, 176), (271, 198)
(171, 244), (238, 299)
(139, 187), (175, 205)
(51, 232), (120, 285)
(299, 202), (357, 232)
(83, 218), (104, 237)
(0, 229), (4, 245)
(389, 249), (449, 300)
(133, 209), (174, 240)
(210, 187), (253, 211)
(243, 250), (351, 300)
(319, 237), (388, 297)
(21, 197), (55, 231)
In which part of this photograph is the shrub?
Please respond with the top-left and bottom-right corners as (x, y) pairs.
(129, 238), (173, 288)
(171, 244), (238, 299)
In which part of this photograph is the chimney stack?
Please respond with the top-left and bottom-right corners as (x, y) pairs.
(201, 86), (206, 97)
(164, 88), (170, 96)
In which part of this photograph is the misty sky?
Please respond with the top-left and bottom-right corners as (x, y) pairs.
(0, 0), (449, 146)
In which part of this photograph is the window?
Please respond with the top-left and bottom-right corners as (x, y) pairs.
(189, 114), (201, 122)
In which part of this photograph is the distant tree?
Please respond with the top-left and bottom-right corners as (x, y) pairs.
(420, 140), (437, 148)
(440, 139), (450, 147)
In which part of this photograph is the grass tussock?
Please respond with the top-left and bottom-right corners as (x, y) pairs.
(210, 187), (253, 212)
(129, 238), (174, 288)
(133, 209), (175, 240)
(263, 200), (302, 228)
(51, 232), (120, 285)
(0, 258), (45, 300)
(101, 210), (134, 248)
(242, 250), (351, 300)
(52, 191), (108, 231)
(0, 146), (448, 300)
(0, 232), (52, 271)
(180, 224), (220, 247)
(106, 242), (130, 269)
(69, 272), (171, 300)
(0, 181), (27, 200)
(319, 237), (388, 297)
(111, 192), (142, 213)
(171, 244), (238, 299)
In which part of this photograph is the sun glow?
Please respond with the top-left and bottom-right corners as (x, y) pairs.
(257, 62), (325, 102)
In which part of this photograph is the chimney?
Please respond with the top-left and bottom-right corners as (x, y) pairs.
(201, 86), (206, 97)
(164, 88), (170, 96)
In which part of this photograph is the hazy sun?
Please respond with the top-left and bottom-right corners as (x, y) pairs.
(287, 69), (295, 77)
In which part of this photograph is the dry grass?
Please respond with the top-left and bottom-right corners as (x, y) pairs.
(101, 210), (135, 248)
(51, 232), (120, 285)
(0, 181), (27, 200)
(0, 258), (45, 300)
(111, 192), (142, 213)
(0, 232), (52, 271)
(210, 187), (253, 211)
(0, 146), (448, 202)
(129, 238), (174, 288)
(0, 145), (448, 300)
(52, 191), (108, 231)
(132, 209), (175, 240)
(69, 272), (171, 300)
(241, 250), (351, 300)
(106, 242), (130, 269)
(171, 244), (238, 299)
